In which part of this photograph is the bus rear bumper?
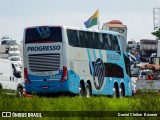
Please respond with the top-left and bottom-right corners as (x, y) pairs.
(25, 83), (70, 94)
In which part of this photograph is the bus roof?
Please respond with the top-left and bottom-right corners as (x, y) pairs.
(25, 25), (124, 37)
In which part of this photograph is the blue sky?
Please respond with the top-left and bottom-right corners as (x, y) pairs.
(0, 0), (159, 43)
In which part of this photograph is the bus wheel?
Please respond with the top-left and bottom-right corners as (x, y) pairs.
(119, 85), (125, 98)
(112, 85), (118, 98)
(16, 87), (23, 98)
(85, 83), (91, 97)
(79, 84), (84, 96)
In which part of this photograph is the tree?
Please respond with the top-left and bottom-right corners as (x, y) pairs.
(152, 28), (160, 39)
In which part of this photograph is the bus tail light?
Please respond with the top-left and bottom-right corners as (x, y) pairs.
(60, 66), (68, 82)
(24, 68), (31, 84)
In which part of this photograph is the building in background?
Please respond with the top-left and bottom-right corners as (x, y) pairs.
(102, 20), (127, 52)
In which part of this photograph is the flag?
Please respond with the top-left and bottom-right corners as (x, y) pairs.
(84, 10), (99, 28)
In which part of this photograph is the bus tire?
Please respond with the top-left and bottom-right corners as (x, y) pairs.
(79, 84), (84, 96)
(119, 85), (125, 98)
(112, 84), (118, 98)
(85, 83), (91, 97)
(16, 87), (23, 98)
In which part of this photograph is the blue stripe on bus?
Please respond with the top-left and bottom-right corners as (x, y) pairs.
(93, 49), (97, 60)
(99, 50), (102, 59)
(87, 49), (94, 75)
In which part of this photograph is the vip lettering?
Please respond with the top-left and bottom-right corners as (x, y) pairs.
(27, 45), (60, 51)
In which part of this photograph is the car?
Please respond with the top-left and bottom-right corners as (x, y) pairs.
(132, 83), (136, 95)
(127, 41), (136, 49)
(131, 65), (140, 77)
(136, 42), (140, 51)
(5, 40), (18, 53)
(9, 56), (22, 68)
(127, 53), (140, 64)
(149, 53), (157, 64)
(8, 46), (20, 57)
(138, 69), (153, 80)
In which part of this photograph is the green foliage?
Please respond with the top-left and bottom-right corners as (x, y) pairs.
(0, 94), (160, 119)
(152, 28), (160, 39)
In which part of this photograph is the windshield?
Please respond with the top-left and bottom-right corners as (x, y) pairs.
(25, 26), (62, 44)
(10, 48), (19, 51)
(128, 41), (133, 44)
(141, 72), (147, 75)
(11, 57), (20, 61)
(1, 40), (10, 45)
(6, 40), (17, 45)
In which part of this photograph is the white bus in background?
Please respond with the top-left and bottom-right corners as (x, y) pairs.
(23, 25), (132, 97)
(0, 59), (23, 97)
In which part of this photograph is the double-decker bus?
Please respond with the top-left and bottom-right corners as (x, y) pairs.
(23, 25), (132, 97)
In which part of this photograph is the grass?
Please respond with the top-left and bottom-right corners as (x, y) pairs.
(0, 93), (160, 120)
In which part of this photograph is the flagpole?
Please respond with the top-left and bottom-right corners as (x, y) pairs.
(98, 9), (100, 30)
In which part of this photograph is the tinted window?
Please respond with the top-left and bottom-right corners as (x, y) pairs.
(105, 63), (124, 78)
(67, 29), (121, 54)
(111, 35), (120, 53)
(1, 40), (10, 45)
(67, 30), (79, 47)
(79, 31), (87, 47)
(128, 41), (133, 44)
(6, 40), (17, 45)
(86, 31), (94, 48)
(90, 62), (124, 78)
(25, 27), (62, 44)
(10, 48), (19, 51)
(94, 32), (103, 49)
(102, 34), (112, 50)
(11, 57), (20, 61)
(141, 72), (147, 75)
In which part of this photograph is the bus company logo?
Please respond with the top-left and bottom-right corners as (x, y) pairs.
(93, 58), (105, 90)
(37, 27), (51, 38)
(27, 45), (60, 52)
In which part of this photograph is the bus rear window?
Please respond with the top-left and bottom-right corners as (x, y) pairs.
(25, 27), (62, 44)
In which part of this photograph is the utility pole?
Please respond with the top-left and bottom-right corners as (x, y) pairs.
(153, 8), (160, 30)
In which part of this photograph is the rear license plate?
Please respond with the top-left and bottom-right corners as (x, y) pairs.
(41, 86), (49, 89)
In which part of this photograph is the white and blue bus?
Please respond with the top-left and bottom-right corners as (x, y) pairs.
(23, 25), (132, 97)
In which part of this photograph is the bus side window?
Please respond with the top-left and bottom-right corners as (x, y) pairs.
(102, 34), (111, 50)
(99, 33), (103, 49)
(112, 35), (121, 54)
(86, 32), (94, 48)
(67, 30), (73, 46)
(104, 63), (124, 78)
(72, 30), (79, 47)
(79, 31), (87, 48)
(93, 32), (100, 49)
(67, 30), (78, 47)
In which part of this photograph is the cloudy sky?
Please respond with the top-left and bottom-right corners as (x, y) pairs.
(0, 0), (159, 43)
